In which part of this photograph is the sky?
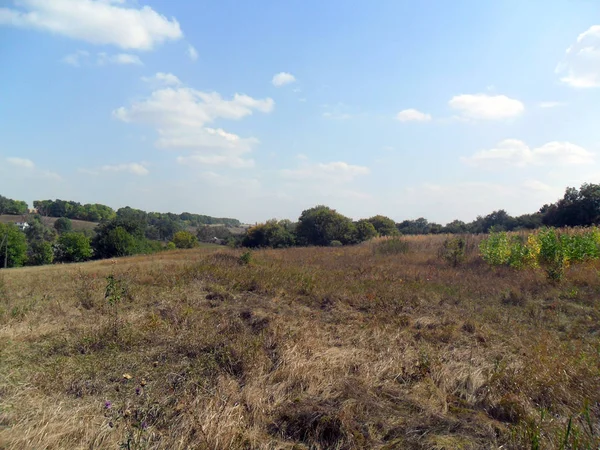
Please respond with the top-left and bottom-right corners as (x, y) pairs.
(1, 0), (599, 224)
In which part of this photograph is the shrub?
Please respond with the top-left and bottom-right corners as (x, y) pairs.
(353, 220), (378, 243)
(367, 215), (399, 236)
(53, 217), (73, 234)
(172, 231), (198, 249)
(55, 232), (93, 263)
(537, 228), (568, 282)
(27, 241), (54, 266)
(439, 236), (466, 267)
(330, 240), (343, 247)
(479, 232), (511, 266)
(243, 220), (295, 248)
(239, 251), (253, 265)
(373, 237), (409, 255)
(166, 242), (176, 250)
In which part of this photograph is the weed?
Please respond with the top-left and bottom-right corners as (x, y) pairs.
(373, 237), (409, 255)
(238, 250), (253, 265)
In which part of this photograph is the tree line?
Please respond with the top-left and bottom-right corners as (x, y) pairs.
(32, 199), (240, 227)
(0, 195), (28, 215)
(241, 183), (600, 247)
(1, 182), (600, 266)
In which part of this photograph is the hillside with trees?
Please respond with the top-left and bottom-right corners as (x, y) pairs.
(2, 183), (600, 267)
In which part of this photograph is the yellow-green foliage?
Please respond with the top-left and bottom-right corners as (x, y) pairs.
(480, 227), (600, 281)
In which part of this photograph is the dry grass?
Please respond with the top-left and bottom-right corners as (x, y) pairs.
(1, 236), (599, 449)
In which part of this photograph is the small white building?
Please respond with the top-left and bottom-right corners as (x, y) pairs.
(15, 222), (29, 231)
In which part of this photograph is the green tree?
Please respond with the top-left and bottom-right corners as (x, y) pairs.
(367, 215), (399, 236)
(242, 220), (296, 248)
(56, 232), (93, 262)
(295, 206), (356, 246)
(353, 219), (378, 242)
(0, 223), (28, 268)
(171, 231), (198, 249)
(25, 216), (57, 243)
(54, 217), (73, 234)
(93, 226), (139, 258)
(28, 241), (54, 266)
(197, 225), (232, 242)
(0, 195), (28, 215)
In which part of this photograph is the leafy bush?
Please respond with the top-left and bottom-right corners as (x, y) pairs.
(480, 227), (600, 282)
(239, 251), (252, 265)
(55, 232), (93, 262)
(27, 241), (54, 266)
(373, 237), (409, 255)
(439, 237), (466, 267)
(243, 220), (295, 248)
(53, 217), (73, 234)
(330, 240), (343, 247)
(172, 231), (198, 249)
(479, 232), (511, 266)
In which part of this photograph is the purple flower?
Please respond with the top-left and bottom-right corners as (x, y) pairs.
(135, 387), (141, 395)
(141, 421), (148, 430)
(104, 401), (112, 409)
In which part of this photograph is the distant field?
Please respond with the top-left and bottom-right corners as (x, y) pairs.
(0, 214), (98, 232)
(0, 236), (599, 448)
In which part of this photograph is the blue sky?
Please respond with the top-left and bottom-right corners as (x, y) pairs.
(1, 0), (599, 224)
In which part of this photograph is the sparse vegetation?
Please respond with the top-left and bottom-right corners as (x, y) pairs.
(1, 237), (599, 449)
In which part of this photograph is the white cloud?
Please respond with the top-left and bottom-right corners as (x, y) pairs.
(142, 72), (182, 86)
(556, 25), (600, 88)
(187, 44), (198, 61)
(448, 94), (524, 120)
(281, 161), (370, 184)
(539, 101), (564, 108)
(113, 79), (274, 169)
(463, 139), (594, 168)
(5, 157), (61, 180)
(97, 52), (143, 65)
(7, 157), (35, 168)
(396, 109), (432, 122)
(0, 0), (182, 50)
(101, 162), (149, 175)
(272, 72), (296, 87)
(62, 50), (90, 67)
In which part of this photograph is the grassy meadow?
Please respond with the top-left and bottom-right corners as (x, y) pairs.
(0, 235), (599, 449)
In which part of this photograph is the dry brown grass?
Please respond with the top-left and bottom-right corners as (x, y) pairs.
(1, 237), (599, 449)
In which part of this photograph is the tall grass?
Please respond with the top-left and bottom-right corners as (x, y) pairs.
(0, 238), (599, 449)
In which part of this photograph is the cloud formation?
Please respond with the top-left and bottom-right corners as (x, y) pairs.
(0, 0), (182, 50)
(7, 157), (35, 168)
(187, 44), (198, 61)
(113, 78), (274, 168)
(142, 72), (182, 86)
(556, 25), (600, 88)
(101, 162), (149, 175)
(272, 72), (296, 87)
(449, 94), (524, 120)
(5, 157), (61, 180)
(396, 109), (432, 122)
(281, 161), (370, 184)
(462, 139), (594, 168)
